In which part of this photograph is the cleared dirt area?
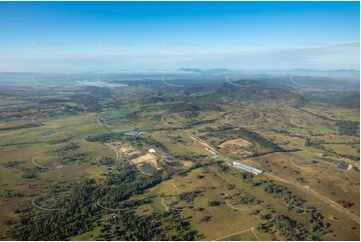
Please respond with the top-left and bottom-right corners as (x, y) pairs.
(218, 138), (252, 148)
(131, 153), (159, 168)
(182, 160), (193, 168)
(119, 145), (136, 154)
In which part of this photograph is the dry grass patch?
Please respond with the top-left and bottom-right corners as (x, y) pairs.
(218, 138), (252, 148)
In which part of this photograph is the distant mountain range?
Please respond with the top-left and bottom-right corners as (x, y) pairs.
(283, 69), (360, 80)
(177, 68), (360, 80)
(178, 68), (230, 75)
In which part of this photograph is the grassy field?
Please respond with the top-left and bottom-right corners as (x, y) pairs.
(0, 83), (359, 240)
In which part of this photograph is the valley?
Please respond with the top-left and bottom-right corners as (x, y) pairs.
(0, 73), (359, 240)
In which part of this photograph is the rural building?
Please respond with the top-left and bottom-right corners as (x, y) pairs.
(125, 130), (145, 136)
(232, 161), (263, 175)
(127, 150), (141, 158)
(148, 148), (156, 153)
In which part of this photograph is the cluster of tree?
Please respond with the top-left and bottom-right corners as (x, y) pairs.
(21, 172), (38, 180)
(86, 132), (170, 155)
(69, 86), (114, 112)
(98, 210), (198, 240)
(200, 215), (212, 223)
(335, 120), (359, 136)
(128, 136), (170, 153)
(296, 108), (334, 122)
(217, 163), (231, 173)
(7, 163), (200, 240)
(262, 181), (327, 239)
(215, 162), (264, 187)
(97, 156), (116, 166)
(177, 102), (223, 113)
(2, 160), (23, 169)
(264, 184), (287, 194)
(304, 137), (312, 146)
(313, 142), (359, 162)
(259, 210), (327, 240)
(208, 200), (221, 206)
(338, 200), (354, 208)
(259, 213), (311, 240)
(177, 189), (204, 203)
(48, 136), (71, 145)
(241, 172), (254, 181)
(5, 145), (226, 240)
(7, 179), (101, 240)
(100, 165), (163, 203)
(85, 132), (123, 143)
(205, 127), (282, 153)
(331, 93), (360, 109)
(60, 152), (87, 165)
(233, 192), (261, 205)
(0, 123), (39, 131)
(55, 142), (80, 155)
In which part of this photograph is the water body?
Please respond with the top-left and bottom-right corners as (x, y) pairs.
(320, 157), (348, 170)
(139, 163), (154, 174)
(77, 80), (127, 88)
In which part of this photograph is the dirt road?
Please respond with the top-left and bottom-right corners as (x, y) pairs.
(265, 172), (359, 224)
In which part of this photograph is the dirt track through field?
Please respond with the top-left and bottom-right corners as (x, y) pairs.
(214, 226), (260, 241)
(191, 136), (218, 158)
(104, 143), (120, 160)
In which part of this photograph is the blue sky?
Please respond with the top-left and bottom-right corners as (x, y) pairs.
(0, 1), (359, 72)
